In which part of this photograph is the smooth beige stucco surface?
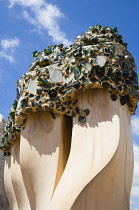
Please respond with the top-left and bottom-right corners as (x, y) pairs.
(71, 96), (133, 210)
(11, 139), (31, 210)
(20, 112), (71, 210)
(4, 156), (18, 210)
(49, 89), (123, 210)
(4, 89), (133, 210)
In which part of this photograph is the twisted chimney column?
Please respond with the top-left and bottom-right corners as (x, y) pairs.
(1, 25), (138, 210)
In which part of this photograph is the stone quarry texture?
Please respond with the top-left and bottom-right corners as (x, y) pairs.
(0, 115), (9, 210)
(0, 25), (139, 154)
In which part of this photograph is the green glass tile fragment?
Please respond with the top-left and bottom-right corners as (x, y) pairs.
(81, 77), (89, 84)
(78, 116), (86, 125)
(32, 50), (38, 57)
(12, 100), (17, 109)
(111, 73), (119, 83)
(21, 97), (28, 104)
(9, 112), (15, 119)
(48, 45), (53, 48)
(48, 89), (57, 98)
(90, 37), (99, 44)
(84, 109), (90, 116)
(38, 78), (49, 86)
(102, 82), (110, 89)
(112, 27), (118, 33)
(44, 49), (52, 54)
(90, 77), (97, 83)
(120, 96), (127, 105)
(95, 66), (105, 77)
(48, 102), (54, 107)
(73, 81), (80, 89)
(58, 44), (64, 48)
(50, 111), (56, 119)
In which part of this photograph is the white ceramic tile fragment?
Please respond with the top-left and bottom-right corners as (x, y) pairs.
(115, 44), (123, 56)
(48, 65), (62, 83)
(64, 73), (74, 83)
(16, 95), (25, 110)
(27, 79), (37, 94)
(96, 56), (106, 66)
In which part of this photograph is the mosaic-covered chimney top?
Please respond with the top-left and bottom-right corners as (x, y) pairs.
(1, 25), (139, 155)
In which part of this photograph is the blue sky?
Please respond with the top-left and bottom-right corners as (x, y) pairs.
(0, 0), (139, 209)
